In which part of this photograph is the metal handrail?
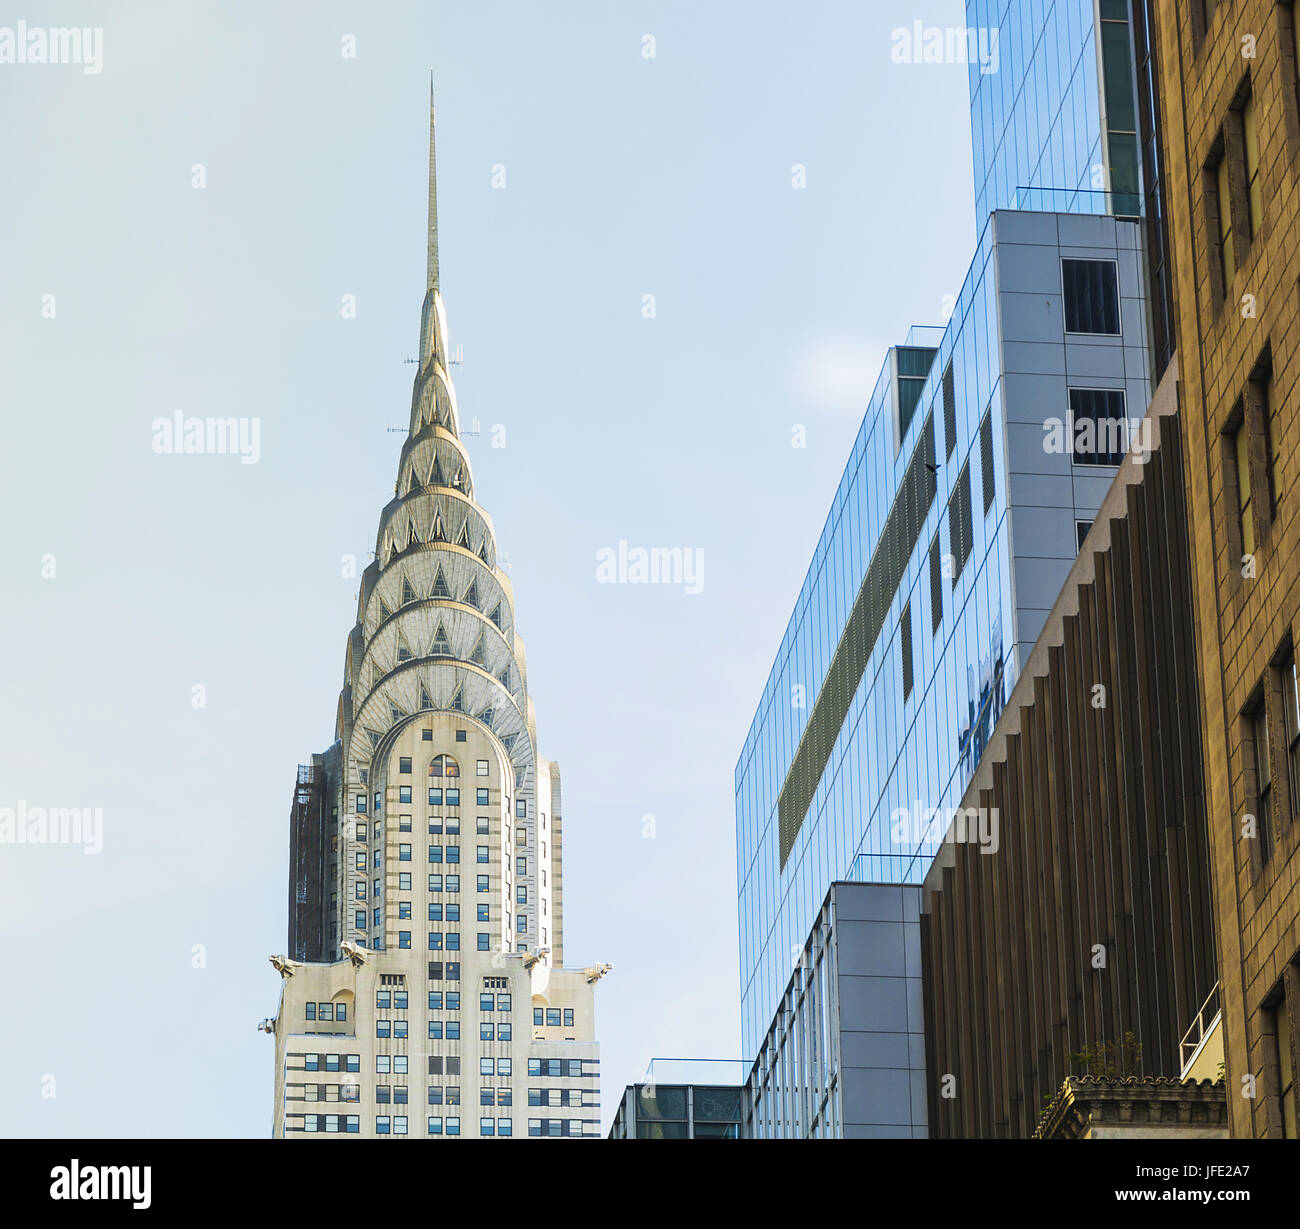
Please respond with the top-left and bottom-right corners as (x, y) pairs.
(1180, 982), (1221, 1071)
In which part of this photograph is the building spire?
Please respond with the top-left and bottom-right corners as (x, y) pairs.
(427, 72), (439, 294)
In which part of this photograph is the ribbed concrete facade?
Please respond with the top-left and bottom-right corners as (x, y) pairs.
(921, 366), (1218, 1138)
(265, 89), (607, 1140)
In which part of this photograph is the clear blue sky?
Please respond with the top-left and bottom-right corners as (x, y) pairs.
(0, 0), (973, 1136)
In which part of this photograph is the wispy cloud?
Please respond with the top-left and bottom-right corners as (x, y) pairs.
(790, 336), (885, 416)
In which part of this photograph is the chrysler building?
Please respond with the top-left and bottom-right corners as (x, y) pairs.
(265, 85), (608, 1139)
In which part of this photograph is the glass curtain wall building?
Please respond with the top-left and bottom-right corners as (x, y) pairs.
(736, 214), (1151, 1060)
(736, 0), (1161, 1068)
(969, 0), (1142, 218)
(969, 0), (1175, 373)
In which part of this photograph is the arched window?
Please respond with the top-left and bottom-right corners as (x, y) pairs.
(429, 755), (459, 779)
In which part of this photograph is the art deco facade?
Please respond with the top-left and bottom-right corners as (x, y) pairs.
(264, 91), (608, 1139)
(1154, 0), (1300, 1139)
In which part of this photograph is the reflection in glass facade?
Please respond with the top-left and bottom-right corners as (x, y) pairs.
(736, 0), (1158, 1071)
(967, 0), (1141, 219)
(736, 210), (1151, 1059)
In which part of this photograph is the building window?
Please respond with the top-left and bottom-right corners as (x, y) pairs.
(1250, 355), (1278, 519)
(1076, 520), (1093, 551)
(1252, 703), (1275, 865)
(1212, 138), (1235, 291)
(516, 799), (527, 818)
(900, 602), (913, 702)
(1289, 3), (1300, 123)
(895, 345), (934, 442)
(979, 411), (995, 513)
(1284, 650), (1300, 820)
(1193, 0), (1219, 51)
(947, 463), (973, 586)
(1243, 90), (1262, 238)
(429, 755), (459, 778)
(928, 534), (943, 633)
(1062, 259), (1120, 334)
(446, 789), (460, 807)
(399, 757), (412, 774)
(476, 760), (489, 776)
(399, 786), (412, 803)
(398, 931), (411, 948)
(1232, 415), (1257, 560)
(476, 788), (490, 806)
(1069, 388), (1128, 466)
(1270, 984), (1298, 1138)
(942, 359), (956, 458)
(399, 844), (411, 862)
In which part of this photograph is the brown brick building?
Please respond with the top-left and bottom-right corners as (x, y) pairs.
(1154, 0), (1300, 1138)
